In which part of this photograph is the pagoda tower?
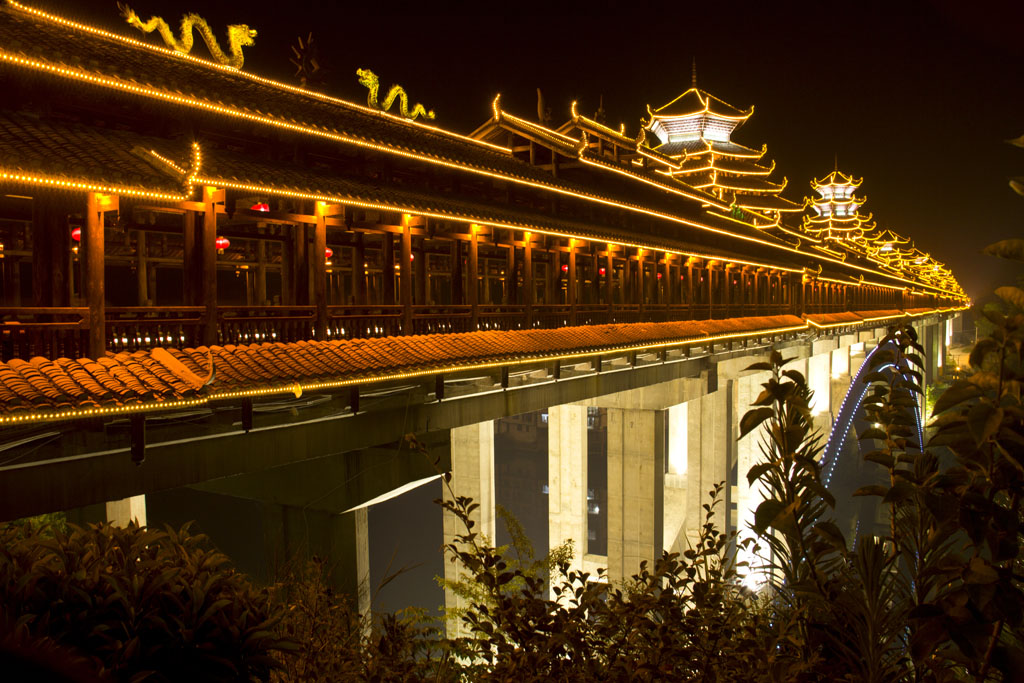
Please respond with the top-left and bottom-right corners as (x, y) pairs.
(802, 170), (875, 245)
(643, 84), (803, 223)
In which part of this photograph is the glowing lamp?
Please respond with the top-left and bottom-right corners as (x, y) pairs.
(71, 226), (81, 242)
(251, 202), (270, 212)
(215, 236), (230, 253)
(598, 267), (606, 276)
(561, 264), (569, 273)
(657, 272), (662, 280)
(325, 247), (333, 259)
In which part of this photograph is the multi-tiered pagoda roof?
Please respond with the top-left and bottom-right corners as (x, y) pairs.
(643, 87), (804, 220)
(802, 170), (875, 243)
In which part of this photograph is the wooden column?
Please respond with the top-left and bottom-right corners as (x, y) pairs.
(451, 238), (463, 306)
(605, 248), (613, 314)
(400, 213), (413, 333)
(135, 230), (148, 306)
(687, 264), (695, 317)
(85, 192), (115, 358)
(280, 227), (294, 305)
(183, 211), (198, 306)
(256, 240), (267, 305)
(708, 266), (715, 318)
(31, 193), (71, 308)
(353, 232), (366, 305)
(636, 250), (645, 316)
(505, 240), (515, 305)
(753, 272), (761, 312)
(469, 224), (479, 329)
(201, 186), (220, 346)
(293, 223), (310, 306)
(383, 232), (395, 305)
(415, 241), (427, 306)
(313, 202), (328, 340)
(568, 238), (577, 326)
(524, 232), (533, 326)
(736, 268), (745, 315)
(661, 255), (670, 307)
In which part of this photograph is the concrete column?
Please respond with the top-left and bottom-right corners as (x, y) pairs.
(664, 402), (689, 554)
(105, 495), (146, 527)
(734, 369), (771, 588)
(685, 388), (729, 548)
(351, 507), (370, 623)
(547, 404), (587, 587)
(809, 339), (837, 419)
(443, 421), (495, 636)
(606, 408), (664, 583)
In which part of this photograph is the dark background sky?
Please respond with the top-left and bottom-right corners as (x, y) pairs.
(46, 0), (1024, 300)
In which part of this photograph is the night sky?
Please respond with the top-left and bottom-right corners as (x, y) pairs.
(43, 0), (1024, 300)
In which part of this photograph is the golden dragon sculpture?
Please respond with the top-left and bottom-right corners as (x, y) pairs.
(118, 3), (256, 69)
(356, 68), (434, 121)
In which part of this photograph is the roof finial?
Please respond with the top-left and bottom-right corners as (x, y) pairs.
(691, 57), (697, 89)
(834, 152), (838, 172)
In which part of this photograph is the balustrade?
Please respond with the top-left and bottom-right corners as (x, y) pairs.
(0, 290), (928, 360)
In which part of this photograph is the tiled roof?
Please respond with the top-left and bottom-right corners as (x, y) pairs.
(0, 110), (184, 195)
(734, 194), (804, 211)
(0, 314), (806, 420)
(655, 139), (764, 158)
(191, 144), (804, 270)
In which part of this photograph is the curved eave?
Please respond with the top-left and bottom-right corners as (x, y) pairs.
(811, 170), (863, 189)
(649, 88), (753, 121)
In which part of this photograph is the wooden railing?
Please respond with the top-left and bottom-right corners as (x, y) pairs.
(0, 307), (88, 360)
(0, 297), (918, 360)
(107, 307), (205, 352)
(219, 306), (316, 344)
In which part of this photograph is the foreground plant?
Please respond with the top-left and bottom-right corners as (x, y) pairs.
(0, 521), (290, 682)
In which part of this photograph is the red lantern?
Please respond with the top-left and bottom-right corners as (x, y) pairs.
(561, 264), (569, 273)
(215, 236), (230, 253)
(251, 202), (269, 212)
(657, 272), (662, 280)
(71, 226), (81, 242)
(598, 267), (606, 276)
(325, 247), (334, 259)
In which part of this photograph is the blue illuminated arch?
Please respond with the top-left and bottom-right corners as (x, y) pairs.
(821, 339), (924, 489)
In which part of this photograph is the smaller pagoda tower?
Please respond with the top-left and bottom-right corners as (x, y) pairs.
(802, 170), (875, 244)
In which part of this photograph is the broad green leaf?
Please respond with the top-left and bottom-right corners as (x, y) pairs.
(746, 462), (774, 485)
(1006, 133), (1024, 148)
(1010, 178), (1024, 197)
(813, 521), (847, 551)
(883, 480), (915, 504)
(967, 402), (1002, 445)
(932, 381), (981, 415)
(987, 239), (1024, 264)
(995, 285), (1024, 310)
(969, 339), (999, 369)
(739, 407), (774, 439)
(864, 450), (895, 469)
(753, 499), (785, 535)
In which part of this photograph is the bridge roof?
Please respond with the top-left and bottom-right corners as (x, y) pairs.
(0, 2), (968, 301)
(0, 315), (807, 424)
(0, 307), (963, 426)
